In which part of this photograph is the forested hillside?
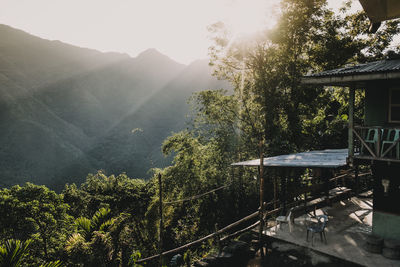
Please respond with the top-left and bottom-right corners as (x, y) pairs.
(1, 0), (400, 266)
(0, 24), (228, 188)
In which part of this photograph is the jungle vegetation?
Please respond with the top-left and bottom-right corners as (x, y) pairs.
(0, 0), (399, 266)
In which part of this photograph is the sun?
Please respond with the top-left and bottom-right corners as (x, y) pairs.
(222, 0), (277, 37)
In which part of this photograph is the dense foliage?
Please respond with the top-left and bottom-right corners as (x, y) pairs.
(1, 0), (400, 266)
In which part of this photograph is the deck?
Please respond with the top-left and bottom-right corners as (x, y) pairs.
(264, 193), (400, 267)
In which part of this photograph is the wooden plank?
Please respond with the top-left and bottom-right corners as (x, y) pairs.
(353, 128), (377, 157)
(220, 221), (260, 241)
(354, 155), (400, 163)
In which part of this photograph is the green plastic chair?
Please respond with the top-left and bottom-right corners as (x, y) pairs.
(381, 129), (400, 159)
(361, 129), (380, 156)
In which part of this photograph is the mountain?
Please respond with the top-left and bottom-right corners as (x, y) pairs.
(0, 24), (229, 189)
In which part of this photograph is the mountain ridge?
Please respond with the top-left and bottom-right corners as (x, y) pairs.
(0, 24), (229, 189)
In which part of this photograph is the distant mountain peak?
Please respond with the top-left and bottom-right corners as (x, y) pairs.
(138, 48), (161, 57)
(136, 48), (185, 67)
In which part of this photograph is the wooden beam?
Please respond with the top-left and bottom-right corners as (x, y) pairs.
(381, 137), (400, 158)
(354, 166), (359, 194)
(349, 85), (355, 161)
(376, 128), (382, 157)
(136, 210), (260, 263)
(302, 72), (400, 85)
(354, 155), (400, 163)
(353, 128), (377, 157)
(258, 141), (265, 258)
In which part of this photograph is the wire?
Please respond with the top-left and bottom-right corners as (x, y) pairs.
(163, 183), (232, 205)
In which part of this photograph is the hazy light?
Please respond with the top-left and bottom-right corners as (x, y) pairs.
(0, 0), (361, 64)
(222, 0), (277, 37)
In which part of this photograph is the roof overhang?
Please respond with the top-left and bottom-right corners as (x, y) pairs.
(302, 71), (400, 86)
(359, 0), (400, 23)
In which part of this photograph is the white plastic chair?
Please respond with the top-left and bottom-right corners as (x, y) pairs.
(276, 210), (293, 232)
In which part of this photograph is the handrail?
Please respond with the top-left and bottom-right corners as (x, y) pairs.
(354, 125), (400, 131)
(136, 206), (282, 264)
(136, 210), (260, 263)
(352, 128), (377, 157)
(352, 125), (400, 161)
(137, 170), (364, 264)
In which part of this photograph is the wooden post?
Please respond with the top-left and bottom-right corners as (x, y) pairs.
(258, 141), (265, 258)
(324, 169), (331, 204)
(158, 173), (163, 267)
(376, 128), (381, 157)
(349, 85), (355, 162)
(274, 173), (277, 209)
(214, 223), (221, 253)
(354, 165), (359, 194)
(282, 168), (288, 214)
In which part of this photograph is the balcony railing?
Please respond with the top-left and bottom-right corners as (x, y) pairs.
(352, 125), (400, 163)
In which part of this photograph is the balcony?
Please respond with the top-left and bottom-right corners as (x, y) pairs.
(351, 125), (400, 164)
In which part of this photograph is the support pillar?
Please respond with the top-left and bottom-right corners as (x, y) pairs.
(354, 165), (359, 194)
(258, 141), (265, 258)
(349, 85), (355, 162)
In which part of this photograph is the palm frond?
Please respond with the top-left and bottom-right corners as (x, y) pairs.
(91, 207), (111, 231)
(65, 233), (89, 257)
(0, 239), (32, 267)
(98, 218), (116, 233)
(39, 260), (63, 267)
(75, 217), (91, 240)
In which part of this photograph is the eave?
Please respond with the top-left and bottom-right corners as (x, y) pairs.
(302, 71), (400, 87)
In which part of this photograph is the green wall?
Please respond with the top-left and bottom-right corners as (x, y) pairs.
(372, 211), (400, 240)
(364, 86), (388, 126)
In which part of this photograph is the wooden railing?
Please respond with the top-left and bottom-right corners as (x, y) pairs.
(351, 125), (400, 163)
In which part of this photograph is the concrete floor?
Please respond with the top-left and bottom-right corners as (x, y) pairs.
(266, 194), (400, 267)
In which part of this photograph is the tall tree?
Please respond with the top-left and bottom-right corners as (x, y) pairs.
(208, 0), (400, 155)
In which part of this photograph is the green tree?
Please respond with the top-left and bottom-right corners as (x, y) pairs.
(65, 207), (130, 266)
(155, 0), (400, 255)
(208, 0), (399, 155)
(0, 184), (71, 265)
(63, 171), (153, 257)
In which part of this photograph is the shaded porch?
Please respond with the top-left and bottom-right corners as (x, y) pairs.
(230, 149), (386, 266)
(265, 193), (400, 267)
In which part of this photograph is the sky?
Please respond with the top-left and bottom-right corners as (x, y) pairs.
(0, 0), (362, 65)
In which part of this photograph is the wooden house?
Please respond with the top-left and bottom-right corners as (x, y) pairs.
(359, 0), (400, 31)
(303, 56), (400, 240)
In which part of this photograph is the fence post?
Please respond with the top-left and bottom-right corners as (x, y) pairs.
(215, 223), (221, 253)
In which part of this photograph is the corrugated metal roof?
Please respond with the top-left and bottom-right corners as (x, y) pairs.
(231, 149), (348, 168)
(307, 59), (400, 78)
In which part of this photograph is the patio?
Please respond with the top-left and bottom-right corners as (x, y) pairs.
(265, 193), (400, 267)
